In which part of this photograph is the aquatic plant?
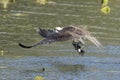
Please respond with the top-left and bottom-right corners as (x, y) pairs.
(101, 0), (108, 6)
(0, 48), (4, 56)
(34, 76), (44, 80)
(36, 0), (48, 5)
(101, 6), (110, 14)
(101, 0), (111, 14)
(0, 0), (15, 9)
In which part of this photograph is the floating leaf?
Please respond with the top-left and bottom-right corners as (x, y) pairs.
(36, 0), (48, 5)
(101, 0), (108, 6)
(34, 76), (44, 80)
(0, 49), (4, 56)
(101, 6), (111, 14)
(0, 0), (15, 9)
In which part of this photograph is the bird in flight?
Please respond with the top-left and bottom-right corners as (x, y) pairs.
(19, 25), (102, 56)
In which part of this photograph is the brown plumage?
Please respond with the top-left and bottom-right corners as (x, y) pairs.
(18, 26), (102, 49)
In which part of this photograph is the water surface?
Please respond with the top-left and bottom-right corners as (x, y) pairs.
(0, 0), (120, 80)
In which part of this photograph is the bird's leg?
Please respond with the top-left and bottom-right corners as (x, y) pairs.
(72, 41), (85, 56)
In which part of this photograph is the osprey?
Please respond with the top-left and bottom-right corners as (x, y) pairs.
(19, 26), (102, 55)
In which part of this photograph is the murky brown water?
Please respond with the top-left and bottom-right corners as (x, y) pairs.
(0, 0), (120, 80)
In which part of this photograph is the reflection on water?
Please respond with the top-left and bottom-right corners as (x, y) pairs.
(1, 56), (120, 80)
(0, 0), (120, 80)
(57, 64), (85, 73)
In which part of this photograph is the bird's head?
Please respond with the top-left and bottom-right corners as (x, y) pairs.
(54, 27), (63, 33)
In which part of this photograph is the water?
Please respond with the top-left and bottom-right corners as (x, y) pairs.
(0, 0), (120, 80)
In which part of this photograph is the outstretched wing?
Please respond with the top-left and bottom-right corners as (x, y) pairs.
(37, 28), (74, 41)
(36, 28), (56, 38)
(18, 38), (56, 48)
(52, 32), (73, 41)
(19, 28), (74, 48)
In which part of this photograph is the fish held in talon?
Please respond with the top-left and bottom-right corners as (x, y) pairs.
(72, 41), (85, 56)
(19, 25), (102, 54)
